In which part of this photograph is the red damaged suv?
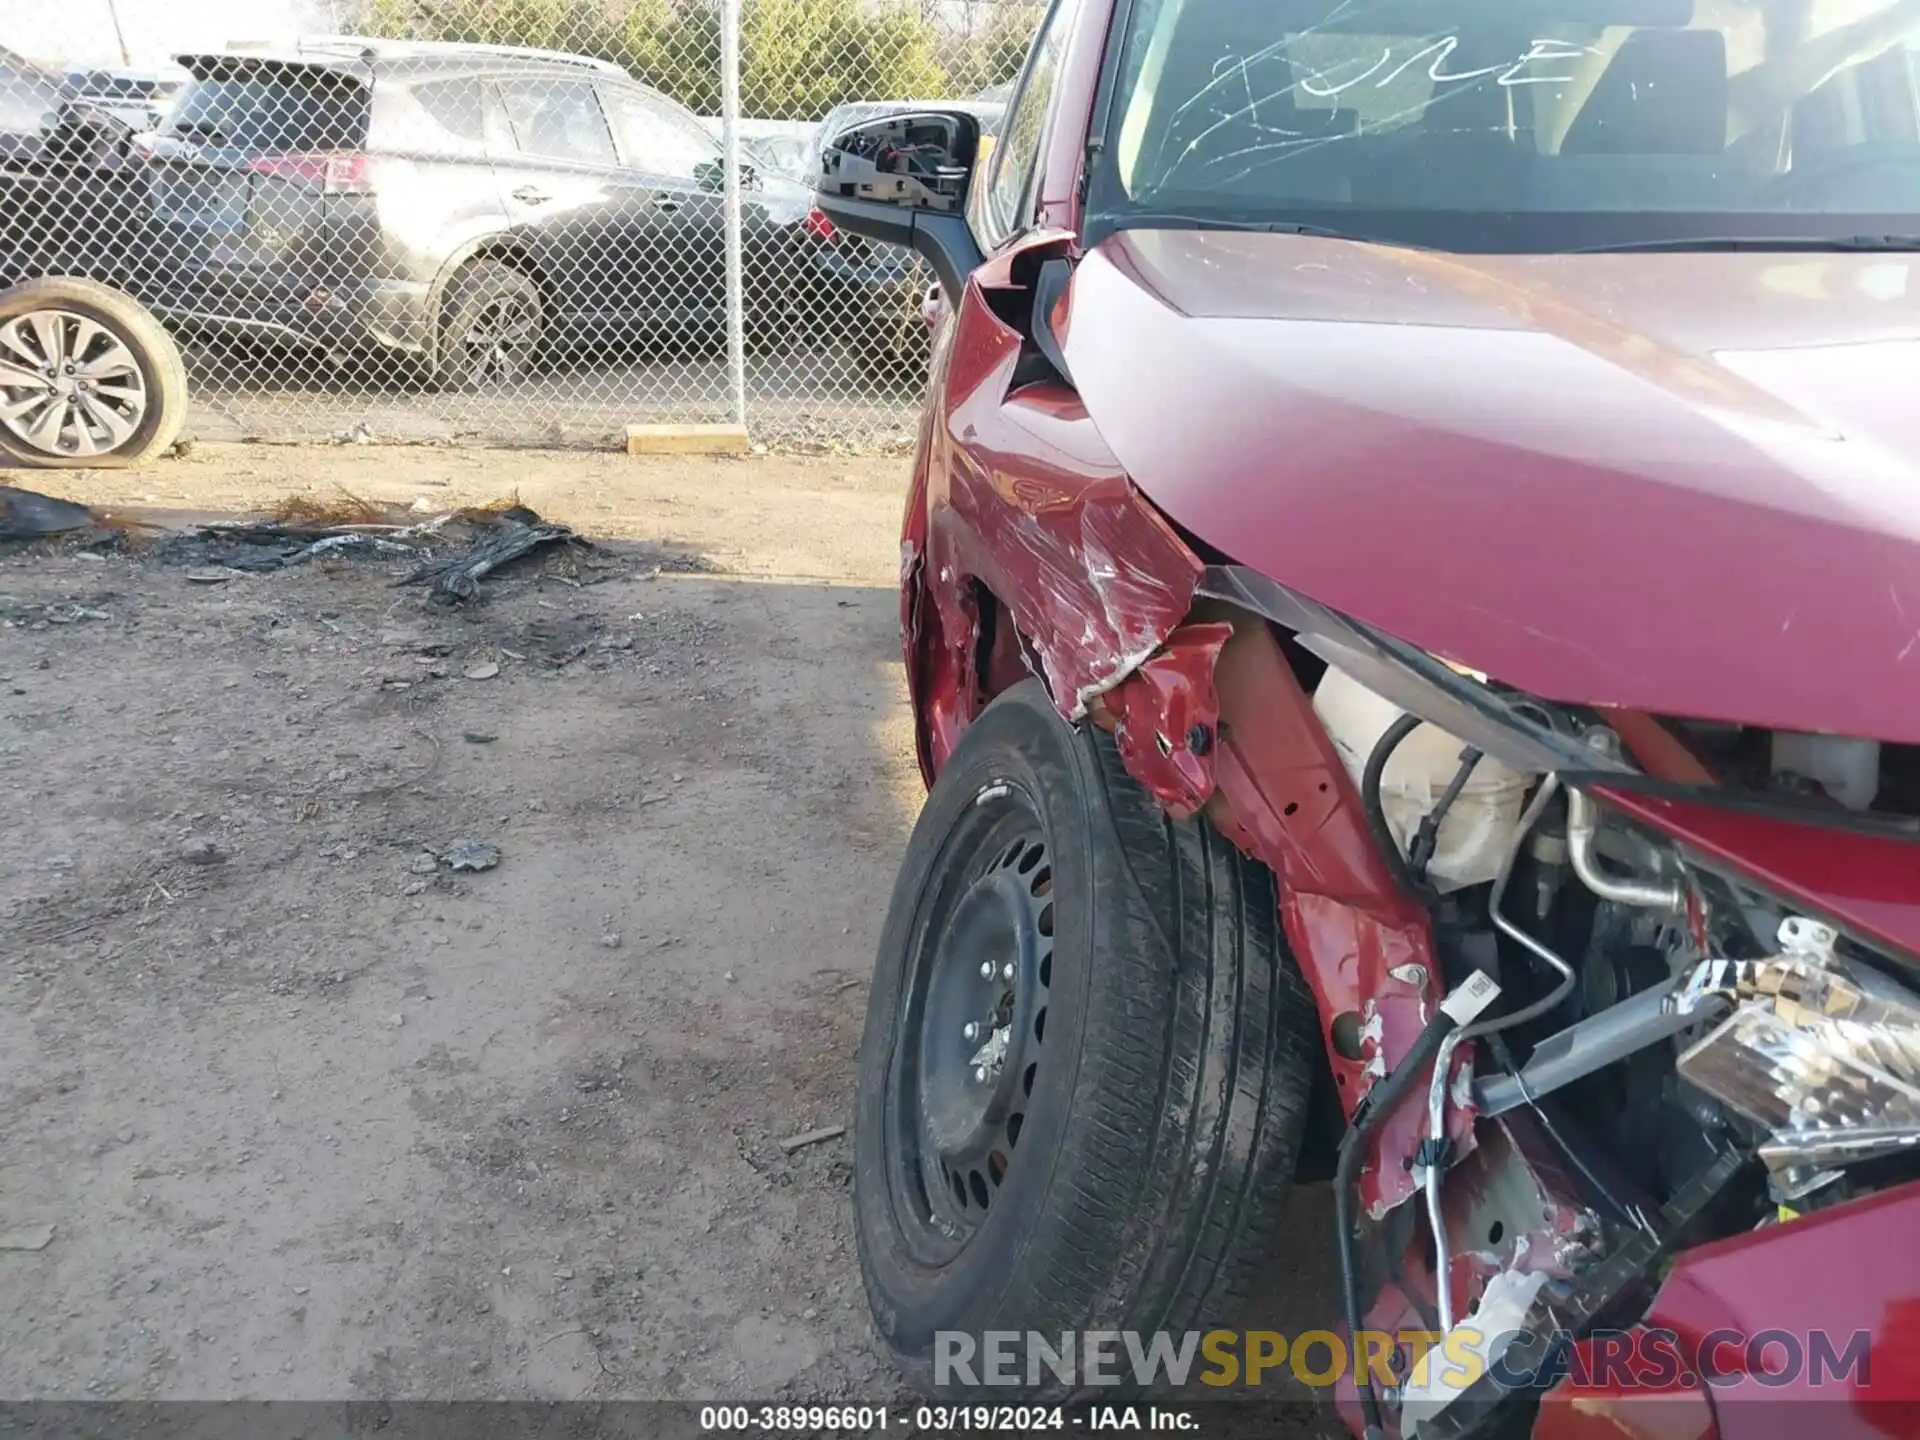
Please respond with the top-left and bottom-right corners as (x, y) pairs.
(815, 2), (1920, 1436)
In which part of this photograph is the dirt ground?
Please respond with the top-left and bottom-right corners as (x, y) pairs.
(0, 446), (1339, 1417)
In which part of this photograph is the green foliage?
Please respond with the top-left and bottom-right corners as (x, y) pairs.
(619, 0), (722, 114)
(943, 6), (1041, 96)
(742, 0), (946, 119)
(364, 0), (619, 56)
(358, 0), (1033, 121)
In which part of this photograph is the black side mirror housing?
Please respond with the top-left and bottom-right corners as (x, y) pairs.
(813, 109), (986, 302)
(817, 110), (979, 212)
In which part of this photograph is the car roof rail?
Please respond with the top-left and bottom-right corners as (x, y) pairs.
(294, 34), (629, 78)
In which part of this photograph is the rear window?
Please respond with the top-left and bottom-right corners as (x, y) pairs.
(164, 66), (368, 153)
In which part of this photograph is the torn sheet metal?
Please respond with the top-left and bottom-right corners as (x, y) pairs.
(1198, 614), (1464, 1214)
(1093, 622), (1233, 820)
(928, 394), (1203, 730)
(905, 240), (1202, 775)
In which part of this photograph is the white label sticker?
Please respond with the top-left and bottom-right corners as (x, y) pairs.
(1441, 970), (1502, 1027)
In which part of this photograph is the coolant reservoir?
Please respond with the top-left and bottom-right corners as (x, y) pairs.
(1312, 666), (1536, 892)
(1771, 732), (1880, 811)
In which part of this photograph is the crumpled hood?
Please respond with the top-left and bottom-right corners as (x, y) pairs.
(1062, 228), (1920, 745)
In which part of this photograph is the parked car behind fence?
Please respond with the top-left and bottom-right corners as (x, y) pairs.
(697, 117), (818, 183)
(0, 47), (153, 291)
(0, 9), (1047, 446)
(126, 38), (814, 389)
(60, 67), (185, 133)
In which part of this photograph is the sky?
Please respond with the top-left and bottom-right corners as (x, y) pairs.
(0, 0), (347, 71)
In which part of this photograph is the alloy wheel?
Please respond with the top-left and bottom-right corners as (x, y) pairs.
(459, 294), (540, 387)
(0, 309), (149, 459)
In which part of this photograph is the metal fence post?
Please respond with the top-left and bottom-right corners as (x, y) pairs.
(719, 0), (748, 432)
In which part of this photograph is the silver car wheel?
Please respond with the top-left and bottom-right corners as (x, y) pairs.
(461, 294), (540, 386)
(0, 308), (149, 459)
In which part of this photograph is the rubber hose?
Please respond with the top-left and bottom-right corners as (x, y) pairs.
(1362, 712), (1424, 899)
(1409, 746), (1483, 887)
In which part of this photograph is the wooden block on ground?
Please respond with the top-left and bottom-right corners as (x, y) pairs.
(626, 423), (750, 456)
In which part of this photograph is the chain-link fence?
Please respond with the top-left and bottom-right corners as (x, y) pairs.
(0, 0), (1040, 452)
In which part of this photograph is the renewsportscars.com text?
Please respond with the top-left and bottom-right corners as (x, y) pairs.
(934, 1328), (1873, 1392)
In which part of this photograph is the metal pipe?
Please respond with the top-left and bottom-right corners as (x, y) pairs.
(1567, 787), (1685, 912)
(1424, 774), (1579, 1335)
(719, 0), (748, 431)
(1471, 981), (1707, 1117)
(106, 0), (132, 66)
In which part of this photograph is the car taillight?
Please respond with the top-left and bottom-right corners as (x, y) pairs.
(802, 208), (838, 242)
(245, 152), (375, 195)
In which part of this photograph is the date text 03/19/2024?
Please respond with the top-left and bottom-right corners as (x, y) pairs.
(698, 1405), (1202, 1431)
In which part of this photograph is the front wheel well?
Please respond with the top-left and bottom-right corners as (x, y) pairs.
(972, 581), (1044, 712)
(949, 583), (1344, 1187)
(908, 569), (1056, 787)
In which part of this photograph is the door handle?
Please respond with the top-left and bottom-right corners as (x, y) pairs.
(512, 184), (552, 205)
(654, 197), (682, 214)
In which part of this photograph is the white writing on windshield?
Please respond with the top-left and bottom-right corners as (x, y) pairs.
(1296, 35), (1602, 98)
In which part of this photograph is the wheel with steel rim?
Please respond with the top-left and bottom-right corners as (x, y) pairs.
(0, 277), (186, 469)
(435, 259), (543, 392)
(892, 797), (1054, 1242)
(854, 679), (1323, 1401)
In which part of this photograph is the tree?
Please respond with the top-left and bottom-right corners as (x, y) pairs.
(620, 0), (721, 113)
(945, 2), (1041, 95)
(360, 0), (987, 121)
(742, 0), (947, 120)
(363, 0), (617, 55)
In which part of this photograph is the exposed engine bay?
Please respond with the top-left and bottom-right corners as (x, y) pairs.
(1286, 599), (1920, 1436)
(865, 160), (1920, 1428)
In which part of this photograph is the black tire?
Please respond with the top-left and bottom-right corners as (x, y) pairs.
(855, 679), (1322, 1400)
(434, 259), (543, 392)
(0, 276), (186, 469)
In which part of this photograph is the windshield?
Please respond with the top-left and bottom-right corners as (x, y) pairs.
(1092, 0), (1920, 250)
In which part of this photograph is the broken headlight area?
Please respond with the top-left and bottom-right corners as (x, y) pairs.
(1182, 570), (1920, 1430)
(1311, 678), (1920, 1433)
(1674, 923), (1920, 1201)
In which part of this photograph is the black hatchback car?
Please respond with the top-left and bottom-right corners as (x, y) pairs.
(136, 38), (811, 386)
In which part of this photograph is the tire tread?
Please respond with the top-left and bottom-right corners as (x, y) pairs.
(856, 682), (1322, 1399)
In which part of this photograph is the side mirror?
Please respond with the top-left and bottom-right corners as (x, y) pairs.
(695, 158), (760, 194)
(813, 109), (985, 300)
(817, 110), (979, 213)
